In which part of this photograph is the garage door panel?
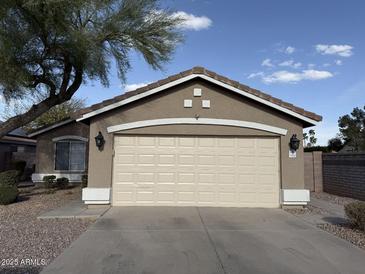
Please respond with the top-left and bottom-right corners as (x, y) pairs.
(198, 173), (216, 183)
(178, 137), (196, 147)
(158, 137), (176, 147)
(217, 174), (235, 184)
(137, 136), (156, 147)
(156, 192), (175, 202)
(113, 136), (280, 207)
(178, 155), (195, 165)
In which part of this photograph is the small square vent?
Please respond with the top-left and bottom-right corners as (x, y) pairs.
(193, 88), (202, 97)
(202, 100), (210, 108)
(184, 99), (192, 108)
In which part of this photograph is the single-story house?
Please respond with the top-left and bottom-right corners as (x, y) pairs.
(29, 67), (322, 208)
(0, 123), (36, 172)
(29, 118), (89, 183)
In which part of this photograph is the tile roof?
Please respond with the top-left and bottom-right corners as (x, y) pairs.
(76, 67), (322, 122)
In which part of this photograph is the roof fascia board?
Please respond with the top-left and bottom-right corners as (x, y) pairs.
(28, 119), (74, 137)
(77, 74), (197, 122)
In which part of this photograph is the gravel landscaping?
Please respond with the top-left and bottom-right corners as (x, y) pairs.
(311, 192), (359, 206)
(286, 191), (365, 251)
(318, 223), (365, 250)
(0, 186), (95, 274)
(284, 204), (327, 215)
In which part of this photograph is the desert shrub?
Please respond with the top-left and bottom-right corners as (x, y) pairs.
(56, 177), (69, 189)
(81, 175), (88, 188)
(0, 170), (20, 186)
(345, 202), (365, 231)
(43, 175), (56, 189)
(0, 184), (18, 205)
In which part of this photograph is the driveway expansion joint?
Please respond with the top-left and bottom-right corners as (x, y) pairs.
(196, 207), (227, 274)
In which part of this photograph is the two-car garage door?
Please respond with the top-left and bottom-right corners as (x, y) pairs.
(112, 136), (280, 208)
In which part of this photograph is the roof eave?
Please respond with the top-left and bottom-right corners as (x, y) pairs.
(76, 73), (321, 126)
(27, 119), (74, 137)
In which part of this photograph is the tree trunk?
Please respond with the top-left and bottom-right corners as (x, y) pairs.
(0, 69), (83, 138)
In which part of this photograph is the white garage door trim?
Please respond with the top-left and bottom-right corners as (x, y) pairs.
(107, 118), (287, 135)
(112, 136), (281, 208)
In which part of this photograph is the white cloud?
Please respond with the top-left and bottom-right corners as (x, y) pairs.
(262, 69), (333, 84)
(335, 59), (342, 66)
(315, 44), (353, 57)
(247, 72), (265, 79)
(261, 58), (274, 67)
(323, 63), (331, 67)
(278, 60), (302, 68)
(123, 82), (150, 92)
(285, 46), (295, 54)
(307, 63), (316, 69)
(172, 11), (212, 31)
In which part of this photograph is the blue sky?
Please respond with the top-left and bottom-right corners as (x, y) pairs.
(4, 0), (365, 144)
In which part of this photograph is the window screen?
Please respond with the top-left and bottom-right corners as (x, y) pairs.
(55, 140), (86, 171)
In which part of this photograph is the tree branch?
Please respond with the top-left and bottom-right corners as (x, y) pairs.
(0, 96), (61, 138)
(59, 58), (72, 93)
(0, 69), (83, 138)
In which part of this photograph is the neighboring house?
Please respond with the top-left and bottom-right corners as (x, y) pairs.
(0, 123), (36, 172)
(29, 118), (89, 183)
(30, 67), (322, 208)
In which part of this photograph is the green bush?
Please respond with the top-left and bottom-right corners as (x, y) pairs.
(0, 170), (20, 186)
(81, 175), (88, 188)
(0, 184), (18, 205)
(12, 160), (26, 174)
(43, 175), (56, 189)
(344, 202), (365, 231)
(56, 177), (69, 189)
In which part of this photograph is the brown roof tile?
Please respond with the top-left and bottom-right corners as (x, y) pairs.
(77, 66), (322, 122)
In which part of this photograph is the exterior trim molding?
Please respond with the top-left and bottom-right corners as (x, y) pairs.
(28, 119), (74, 137)
(77, 74), (319, 125)
(1, 135), (36, 144)
(107, 118), (288, 135)
(52, 135), (88, 142)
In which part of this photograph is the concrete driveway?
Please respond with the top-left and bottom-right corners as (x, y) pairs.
(42, 207), (365, 274)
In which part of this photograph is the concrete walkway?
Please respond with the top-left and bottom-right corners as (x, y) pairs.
(299, 197), (348, 225)
(310, 197), (346, 218)
(38, 200), (110, 219)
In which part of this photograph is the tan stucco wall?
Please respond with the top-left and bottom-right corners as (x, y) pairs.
(88, 79), (305, 189)
(35, 122), (89, 174)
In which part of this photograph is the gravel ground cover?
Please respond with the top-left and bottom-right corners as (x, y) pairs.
(318, 223), (365, 250)
(0, 186), (95, 274)
(286, 192), (365, 251)
(311, 192), (359, 206)
(284, 204), (327, 215)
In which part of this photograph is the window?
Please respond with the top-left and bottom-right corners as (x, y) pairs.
(55, 139), (86, 171)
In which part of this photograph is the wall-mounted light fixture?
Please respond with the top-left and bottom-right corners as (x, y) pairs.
(95, 131), (105, 151)
(289, 134), (300, 151)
